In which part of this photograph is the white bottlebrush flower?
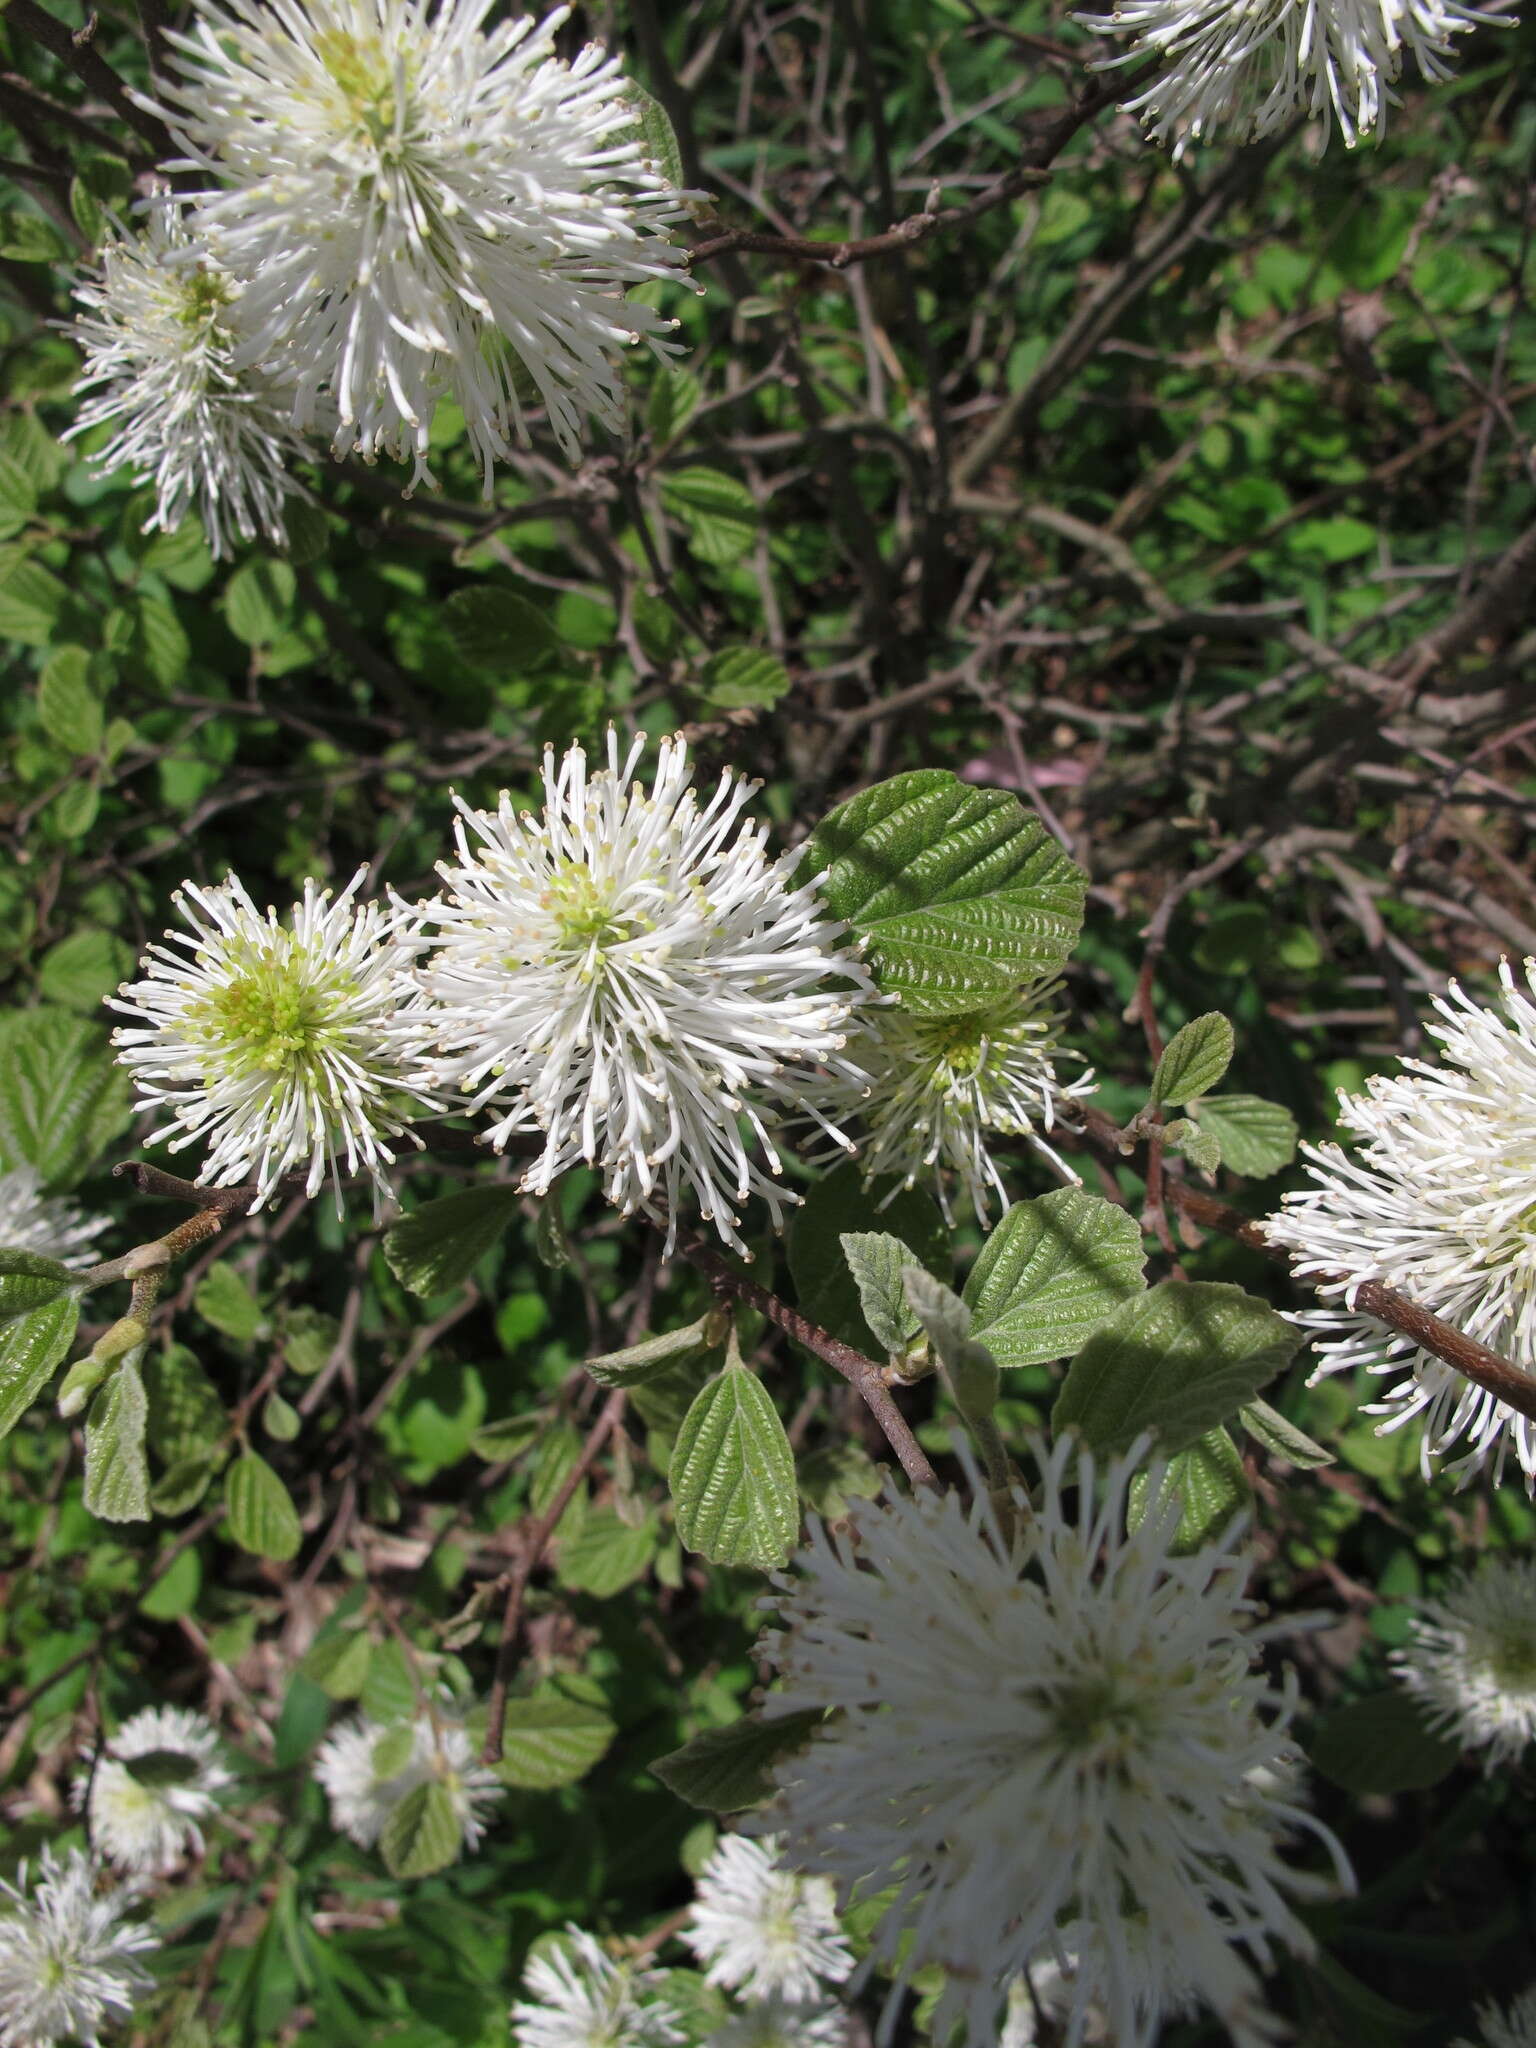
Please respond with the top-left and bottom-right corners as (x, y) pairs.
(79, 1705), (232, 1875)
(415, 732), (875, 1255)
(708, 1998), (846, 2048)
(111, 869), (437, 1211)
(1077, 0), (1510, 157)
(1392, 1554), (1536, 1772)
(0, 1168), (109, 1271)
(154, 0), (686, 491)
(66, 191), (307, 559)
(821, 978), (1094, 1223)
(1265, 958), (1536, 1487)
(315, 1708), (502, 1852)
(0, 1848), (157, 2048)
(1456, 1984), (1536, 2048)
(686, 1833), (852, 2004)
(756, 1438), (1350, 2048)
(511, 1927), (685, 2048)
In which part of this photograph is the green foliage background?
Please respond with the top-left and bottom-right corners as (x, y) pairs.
(1, 0), (1535, 2042)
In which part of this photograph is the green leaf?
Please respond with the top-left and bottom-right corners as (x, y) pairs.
(1162, 1118), (1222, 1177)
(139, 1544), (201, 1620)
(37, 929), (134, 1015)
(494, 1695), (617, 1790)
(384, 1186), (523, 1297)
(1149, 1013), (1234, 1106)
(701, 645), (791, 710)
(788, 1165), (948, 1356)
(1306, 1692), (1462, 1794)
(194, 1262), (266, 1343)
(0, 1009), (132, 1187)
(126, 588), (189, 688)
(621, 79), (687, 188)
(839, 1232), (924, 1355)
(1053, 1281), (1301, 1457)
(584, 1315), (718, 1388)
(1190, 1096), (1298, 1179)
(302, 1629), (373, 1700)
(224, 558), (297, 646)
(144, 1345), (226, 1463)
(262, 1390), (301, 1442)
(360, 1638), (416, 1722)
(370, 1723), (416, 1779)
(444, 586), (556, 668)
(1239, 1396), (1335, 1468)
(0, 1292), (78, 1438)
(796, 1438), (884, 1518)
(799, 770), (1087, 1014)
(0, 207), (71, 262)
(669, 1366), (799, 1570)
(0, 453), (36, 540)
(660, 468), (759, 565)
(83, 1356), (151, 1523)
(556, 1507), (657, 1597)
(651, 1709), (825, 1812)
(1129, 1427), (1249, 1553)
(900, 1265), (979, 1374)
(0, 1247), (73, 1320)
(47, 781), (100, 842)
(380, 1779), (462, 1879)
(469, 1413), (542, 1462)
(963, 1190), (1147, 1368)
(150, 1455), (216, 1517)
(123, 1746), (203, 1789)
(225, 1451), (302, 1562)
(646, 369), (701, 444)
(37, 646), (103, 755)
(0, 553), (68, 646)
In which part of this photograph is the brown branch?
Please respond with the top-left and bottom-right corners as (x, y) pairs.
(5, 0), (173, 159)
(688, 80), (1121, 271)
(481, 1389), (627, 1763)
(682, 1242), (939, 1491)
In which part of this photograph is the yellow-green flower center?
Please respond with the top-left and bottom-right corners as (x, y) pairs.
(192, 951), (352, 1081)
(542, 864), (651, 955)
(317, 29), (408, 152)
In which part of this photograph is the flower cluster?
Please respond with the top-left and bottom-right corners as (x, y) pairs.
(77, 1706), (230, 1876)
(314, 1704), (502, 1855)
(1265, 957), (1536, 1487)
(1456, 1984), (1536, 2048)
(1393, 1553), (1536, 1771)
(1078, 0), (1511, 156)
(0, 1849), (158, 2048)
(755, 1439), (1350, 2048)
(67, 0), (686, 554)
(111, 735), (1091, 1248)
(511, 1929), (686, 2048)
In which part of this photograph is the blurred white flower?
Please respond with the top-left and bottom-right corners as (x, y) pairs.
(707, 1998), (846, 2048)
(111, 869), (436, 1211)
(686, 1833), (851, 2004)
(1265, 958), (1536, 1486)
(154, 0), (685, 490)
(0, 1848), (157, 2048)
(66, 191), (307, 558)
(756, 1439), (1349, 2048)
(315, 1707), (502, 1853)
(415, 732), (875, 1254)
(1393, 1554), (1536, 1771)
(0, 1168), (109, 1271)
(1077, 0), (1509, 156)
(820, 977), (1093, 1222)
(1456, 1983), (1536, 2048)
(511, 1927), (685, 2048)
(79, 1705), (231, 1875)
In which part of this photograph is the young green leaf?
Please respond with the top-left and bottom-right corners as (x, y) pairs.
(444, 586), (556, 668)
(193, 1263), (266, 1343)
(900, 1266), (975, 1372)
(798, 770), (1087, 1015)
(0, 1292), (79, 1439)
(1161, 1118), (1222, 1177)
(83, 1355), (151, 1523)
(701, 645), (791, 710)
(1053, 1281), (1301, 1457)
(1190, 1096), (1298, 1179)
(37, 646), (103, 757)
(384, 1185), (524, 1297)
(1149, 1013), (1234, 1106)
(380, 1779), (463, 1879)
(584, 1314), (719, 1389)
(302, 1629), (373, 1701)
(493, 1695), (617, 1791)
(555, 1508), (658, 1598)
(962, 1189), (1147, 1367)
(1238, 1396), (1335, 1468)
(669, 1365), (799, 1571)
(839, 1232), (924, 1355)
(650, 1709), (825, 1812)
(788, 1165), (948, 1356)
(144, 1344), (226, 1464)
(225, 1451), (303, 1562)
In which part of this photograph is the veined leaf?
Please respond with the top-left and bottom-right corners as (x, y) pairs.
(963, 1189), (1146, 1367)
